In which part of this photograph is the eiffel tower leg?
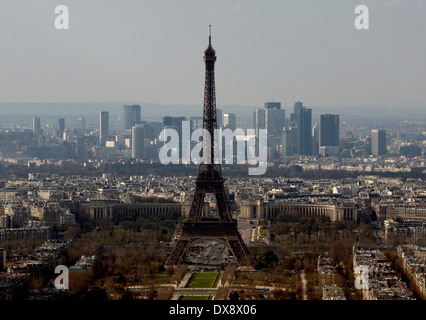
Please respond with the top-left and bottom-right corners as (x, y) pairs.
(188, 185), (205, 221)
(215, 187), (232, 221)
(227, 234), (251, 265)
(165, 239), (190, 266)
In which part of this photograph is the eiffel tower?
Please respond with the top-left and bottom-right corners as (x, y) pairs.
(166, 27), (251, 266)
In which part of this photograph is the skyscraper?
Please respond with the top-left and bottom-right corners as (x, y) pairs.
(312, 122), (319, 155)
(292, 101), (304, 127)
(58, 118), (65, 138)
(282, 127), (297, 157)
(216, 109), (223, 127)
(121, 105), (141, 132)
(253, 102), (285, 152)
(99, 111), (109, 146)
(223, 113), (237, 131)
(132, 124), (145, 159)
(78, 117), (86, 135)
(372, 129), (386, 156)
(163, 116), (187, 132)
(33, 117), (41, 135)
(253, 108), (265, 138)
(264, 101), (281, 110)
(162, 116), (188, 159)
(189, 116), (203, 130)
(77, 137), (85, 159)
(265, 107), (285, 147)
(319, 114), (339, 147)
(296, 105), (312, 155)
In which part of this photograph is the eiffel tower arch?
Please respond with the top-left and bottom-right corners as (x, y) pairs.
(166, 27), (251, 266)
(167, 221), (251, 266)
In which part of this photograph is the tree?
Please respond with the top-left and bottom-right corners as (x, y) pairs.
(254, 251), (278, 270)
(330, 240), (352, 266)
(147, 285), (158, 300)
(229, 291), (240, 300)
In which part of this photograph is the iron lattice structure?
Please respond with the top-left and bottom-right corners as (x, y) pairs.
(166, 29), (251, 266)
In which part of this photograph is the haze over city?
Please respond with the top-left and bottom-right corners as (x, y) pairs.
(1, 0), (425, 111)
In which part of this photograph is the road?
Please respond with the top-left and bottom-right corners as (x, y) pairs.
(300, 270), (308, 300)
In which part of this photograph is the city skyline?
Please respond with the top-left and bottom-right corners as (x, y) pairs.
(1, 1), (426, 305)
(0, 1), (425, 110)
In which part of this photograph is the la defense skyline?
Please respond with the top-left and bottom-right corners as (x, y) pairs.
(21, 24), (397, 162)
(28, 98), (386, 161)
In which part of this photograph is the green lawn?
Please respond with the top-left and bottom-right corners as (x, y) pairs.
(185, 273), (221, 288)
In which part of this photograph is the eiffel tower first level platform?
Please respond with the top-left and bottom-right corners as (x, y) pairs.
(166, 221), (251, 266)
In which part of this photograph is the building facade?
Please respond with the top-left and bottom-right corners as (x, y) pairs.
(223, 113), (237, 131)
(132, 124), (145, 159)
(319, 114), (339, 148)
(0, 227), (52, 244)
(265, 108), (286, 148)
(99, 111), (109, 146)
(89, 201), (210, 220)
(297, 106), (312, 155)
(240, 198), (358, 221)
(57, 118), (65, 138)
(372, 129), (386, 156)
(281, 127), (297, 157)
(33, 117), (41, 135)
(121, 105), (141, 133)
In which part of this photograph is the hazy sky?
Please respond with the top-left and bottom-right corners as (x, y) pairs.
(0, 0), (425, 109)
